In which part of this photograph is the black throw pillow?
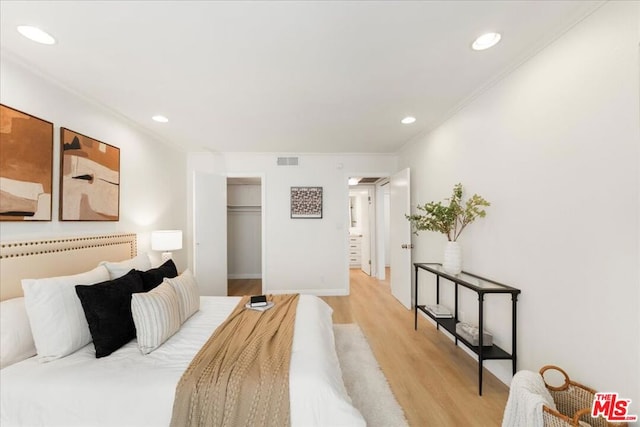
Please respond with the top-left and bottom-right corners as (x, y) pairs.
(75, 269), (145, 358)
(137, 259), (178, 291)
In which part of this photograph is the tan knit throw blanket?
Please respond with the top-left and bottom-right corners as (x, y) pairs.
(170, 294), (300, 427)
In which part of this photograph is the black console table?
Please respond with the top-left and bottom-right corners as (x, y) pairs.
(414, 263), (521, 395)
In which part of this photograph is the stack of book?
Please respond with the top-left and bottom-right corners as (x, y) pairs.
(425, 304), (453, 318)
(456, 322), (493, 347)
(245, 295), (274, 312)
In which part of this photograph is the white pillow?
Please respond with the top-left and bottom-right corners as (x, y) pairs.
(164, 269), (200, 323)
(22, 266), (110, 362)
(0, 297), (37, 369)
(131, 281), (181, 355)
(101, 253), (152, 279)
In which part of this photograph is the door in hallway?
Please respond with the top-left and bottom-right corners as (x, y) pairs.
(389, 168), (411, 309)
(359, 188), (372, 275)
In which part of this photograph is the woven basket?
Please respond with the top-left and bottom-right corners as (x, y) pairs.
(540, 365), (628, 427)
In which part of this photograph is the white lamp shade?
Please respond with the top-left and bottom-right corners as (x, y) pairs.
(151, 230), (183, 251)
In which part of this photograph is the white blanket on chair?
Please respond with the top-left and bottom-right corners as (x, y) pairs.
(502, 370), (557, 427)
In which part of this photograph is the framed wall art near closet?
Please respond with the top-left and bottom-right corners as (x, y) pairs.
(0, 104), (54, 221)
(59, 128), (120, 221)
(290, 186), (323, 219)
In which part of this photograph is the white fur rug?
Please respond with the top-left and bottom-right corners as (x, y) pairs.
(334, 324), (409, 427)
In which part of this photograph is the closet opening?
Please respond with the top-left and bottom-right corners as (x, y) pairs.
(226, 177), (263, 296)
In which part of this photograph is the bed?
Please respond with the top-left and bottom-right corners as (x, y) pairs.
(0, 233), (365, 427)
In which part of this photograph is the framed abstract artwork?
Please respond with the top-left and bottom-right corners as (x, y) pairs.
(291, 186), (323, 219)
(0, 104), (54, 221)
(59, 128), (120, 221)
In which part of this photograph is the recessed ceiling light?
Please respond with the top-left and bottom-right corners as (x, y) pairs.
(152, 115), (169, 123)
(472, 32), (501, 51)
(401, 116), (416, 124)
(17, 25), (56, 45)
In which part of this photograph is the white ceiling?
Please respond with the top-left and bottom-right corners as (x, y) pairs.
(0, 1), (602, 154)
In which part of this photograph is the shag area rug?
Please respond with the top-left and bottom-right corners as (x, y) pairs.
(334, 323), (409, 427)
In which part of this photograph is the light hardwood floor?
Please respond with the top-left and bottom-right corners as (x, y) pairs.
(229, 269), (509, 426)
(227, 278), (261, 296)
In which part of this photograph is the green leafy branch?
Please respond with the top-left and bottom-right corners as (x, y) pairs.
(406, 183), (490, 241)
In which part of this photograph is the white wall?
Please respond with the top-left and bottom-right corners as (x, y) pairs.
(188, 152), (396, 295)
(227, 183), (261, 207)
(399, 1), (640, 407)
(0, 57), (188, 269)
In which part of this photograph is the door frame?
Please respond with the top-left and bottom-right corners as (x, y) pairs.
(226, 172), (267, 293)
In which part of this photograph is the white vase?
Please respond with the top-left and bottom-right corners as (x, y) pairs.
(443, 241), (462, 275)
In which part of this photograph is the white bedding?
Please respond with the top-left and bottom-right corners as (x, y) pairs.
(1, 295), (365, 427)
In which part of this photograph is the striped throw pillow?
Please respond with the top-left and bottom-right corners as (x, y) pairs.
(131, 281), (181, 354)
(164, 269), (200, 323)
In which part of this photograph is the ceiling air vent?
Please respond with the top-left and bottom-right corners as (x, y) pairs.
(276, 157), (299, 166)
(359, 177), (382, 184)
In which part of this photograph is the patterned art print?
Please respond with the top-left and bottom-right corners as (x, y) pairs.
(0, 104), (53, 221)
(60, 128), (120, 221)
(291, 187), (323, 219)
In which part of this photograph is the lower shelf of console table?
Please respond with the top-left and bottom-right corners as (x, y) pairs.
(416, 310), (513, 359)
(414, 263), (521, 395)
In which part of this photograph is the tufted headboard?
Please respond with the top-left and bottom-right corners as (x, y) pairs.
(0, 233), (137, 301)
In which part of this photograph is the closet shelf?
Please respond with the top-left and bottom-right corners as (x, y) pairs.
(227, 205), (261, 209)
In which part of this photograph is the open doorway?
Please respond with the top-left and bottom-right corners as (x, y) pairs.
(348, 177), (390, 280)
(348, 169), (411, 309)
(227, 177), (263, 296)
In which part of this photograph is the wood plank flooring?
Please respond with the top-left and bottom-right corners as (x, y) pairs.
(227, 278), (261, 296)
(229, 269), (509, 426)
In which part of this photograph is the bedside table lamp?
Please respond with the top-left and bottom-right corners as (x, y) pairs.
(151, 230), (183, 262)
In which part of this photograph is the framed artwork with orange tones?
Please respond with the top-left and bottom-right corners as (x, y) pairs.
(59, 128), (120, 221)
(0, 104), (54, 221)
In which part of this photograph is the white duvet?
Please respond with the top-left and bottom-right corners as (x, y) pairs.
(0, 295), (365, 427)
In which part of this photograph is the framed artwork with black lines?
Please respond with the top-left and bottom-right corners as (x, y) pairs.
(290, 186), (323, 219)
